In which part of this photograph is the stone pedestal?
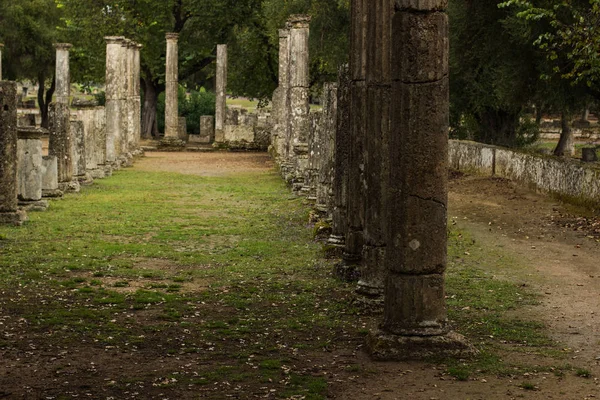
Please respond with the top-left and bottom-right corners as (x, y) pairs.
(178, 117), (188, 142)
(164, 33), (179, 139)
(17, 127), (48, 211)
(215, 44), (228, 143)
(42, 156), (62, 198)
(0, 81), (28, 225)
(199, 115), (214, 143)
(366, 0), (474, 360)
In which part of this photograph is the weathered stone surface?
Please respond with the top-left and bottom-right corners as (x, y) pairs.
(330, 65), (351, 249)
(165, 33), (179, 139)
(105, 36), (125, 162)
(132, 43), (143, 152)
(178, 117), (188, 142)
(17, 127), (44, 202)
(392, 12), (448, 83)
(199, 115), (214, 143)
(76, 107), (106, 175)
(53, 43), (72, 105)
(394, 0), (448, 10)
(0, 44), (3, 81)
(0, 82), (21, 216)
(41, 155), (60, 195)
(48, 102), (73, 184)
(350, 0), (368, 82)
(315, 83), (338, 213)
(271, 29), (290, 161)
(70, 120), (87, 177)
(215, 44), (228, 143)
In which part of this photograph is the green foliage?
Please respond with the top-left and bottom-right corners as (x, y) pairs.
(156, 86), (215, 134)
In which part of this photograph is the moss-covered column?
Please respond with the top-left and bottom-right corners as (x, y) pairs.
(367, 0), (473, 360)
(0, 81), (28, 225)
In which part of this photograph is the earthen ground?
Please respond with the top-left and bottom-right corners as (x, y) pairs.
(2, 152), (600, 399)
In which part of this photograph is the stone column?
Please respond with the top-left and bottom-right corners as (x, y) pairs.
(336, 0), (367, 280)
(132, 43), (143, 153)
(42, 156), (62, 198)
(357, 0), (392, 302)
(214, 44), (228, 143)
(70, 120), (90, 184)
(178, 117), (187, 141)
(118, 39), (132, 165)
(17, 127), (48, 211)
(272, 29), (290, 164)
(315, 82), (338, 215)
(105, 36), (125, 164)
(287, 15), (311, 192)
(50, 43), (79, 193)
(164, 33), (179, 139)
(367, 0), (473, 360)
(329, 66), (351, 259)
(0, 44), (4, 81)
(199, 115), (215, 143)
(0, 81), (28, 225)
(76, 106), (107, 179)
(54, 43), (72, 105)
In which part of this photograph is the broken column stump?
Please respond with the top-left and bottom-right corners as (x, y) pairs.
(17, 127), (49, 211)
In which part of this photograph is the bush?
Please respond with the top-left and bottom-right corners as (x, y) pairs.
(156, 86), (216, 134)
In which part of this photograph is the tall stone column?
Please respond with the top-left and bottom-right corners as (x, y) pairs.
(54, 43), (72, 105)
(0, 44), (4, 81)
(164, 33), (179, 139)
(119, 39), (131, 162)
(132, 43), (143, 152)
(367, 0), (473, 360)
(336, 0), (367, 280)
(0, 81), (28, 225)
(287, 15), (311, 192)
(50, 43), (79, 193)
(315, 82), (338, 214)
(272, 29), (290, 165)
(329, 65), (351, 258)
(105, 36), (125, 164)
(358, 0), (393, 302)
(214, 44), (228, 143)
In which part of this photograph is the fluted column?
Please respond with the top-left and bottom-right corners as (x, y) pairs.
(54, 43), (72, 105)
(133, 43), (142, 151)
(272, 29), (290, 163)
(367, 0), (473, 360)
(214, 44), (228, 142)
(0, 81), (28, 225)
(164, 33), (179, 139)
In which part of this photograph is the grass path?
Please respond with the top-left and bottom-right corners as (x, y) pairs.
(0, 153), (589, 399)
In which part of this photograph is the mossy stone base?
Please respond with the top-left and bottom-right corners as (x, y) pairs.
(18, 199), (49, 212)
(0, 210), (28, 226)
(366, 330), (477, 361)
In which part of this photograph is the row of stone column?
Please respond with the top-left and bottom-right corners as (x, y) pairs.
(272, 3), (474, 359)
(1, 37), (143, 226)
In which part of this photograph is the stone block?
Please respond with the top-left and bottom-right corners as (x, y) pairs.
(17, 128), (44, 202)
(178, 117), (188, 142)
(200, 115), (215, 143)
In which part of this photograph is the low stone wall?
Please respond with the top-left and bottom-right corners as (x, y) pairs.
(449, 140), (600, 205)
(222, 107), (271, 150)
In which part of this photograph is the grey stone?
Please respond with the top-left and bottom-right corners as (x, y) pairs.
(178, 117), (188, 142)
(105, 36), (125, 162)
(48, 102), (73, 184)
(17, 127), (44, 202)
(215, 44), (228, 143)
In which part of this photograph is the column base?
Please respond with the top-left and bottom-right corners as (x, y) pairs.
(58, 180), (81, 193)
(102, 164), (114, 177)
(366, 330), (477, 361)
(18, 199), (49, 212)
(0, 210), (28, 226)
(42, 188), (64, 198)
(88, 168), (106, 180)
(76, 173), (94, 186)
(158, 137), (187, 151)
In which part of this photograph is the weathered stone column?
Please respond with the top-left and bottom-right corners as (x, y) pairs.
(367, 0), (473, 360)
(199, 115), (215, 143)
(358, 0), (392, 302)
(0, 44), (4, 81)
(17, 127), (48, 211)
(105, 36), (125, 164)
(329, 66), (351, 257)
(271, 29), (290, 164)
(76, 106), (107, 179)
(118, 39), (132, 165)
(54, 43), (72, 105)
(70, 120), (91, 184)
(288, 15), (311, 192)
(315, 82), (338, 215)
(132, 43), (143, 153)
(164, 33), (180, 139)
(42, 156), (62, 198)
(0, 81), (28, 225)
(214, 44), (228, 143)
(336, 0), (367, 280)
(50, 43), (79, 193)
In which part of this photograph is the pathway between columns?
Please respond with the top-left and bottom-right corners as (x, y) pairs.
(0, 152), (599, 399)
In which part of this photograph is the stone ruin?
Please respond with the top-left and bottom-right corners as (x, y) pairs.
(1, 37), (144, 225)
(271, 4), (475, 359)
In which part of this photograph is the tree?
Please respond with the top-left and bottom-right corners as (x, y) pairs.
(0, 0), (64, 128)
(499, 0), (599, 155)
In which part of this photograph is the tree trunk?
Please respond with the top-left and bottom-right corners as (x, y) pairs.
(37, 73), (55, 129)
(553, 112), (574, 157)
(475, 108), (520, 147)
(141, 78), (160, 139)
